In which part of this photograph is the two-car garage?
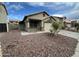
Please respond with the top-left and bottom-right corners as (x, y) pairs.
(0, 23), (7, 32)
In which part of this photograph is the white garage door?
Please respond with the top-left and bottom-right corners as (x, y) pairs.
(44, 23), (51, 32)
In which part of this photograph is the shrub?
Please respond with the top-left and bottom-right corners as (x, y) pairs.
(50, 21), (63, 36)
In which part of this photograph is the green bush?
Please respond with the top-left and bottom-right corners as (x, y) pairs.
(50, 21), (63, 36)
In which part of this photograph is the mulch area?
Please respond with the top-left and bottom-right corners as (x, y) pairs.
(0, 31), (78, 57)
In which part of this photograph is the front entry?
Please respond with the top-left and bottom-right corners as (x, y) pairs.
(29, 19), (42, 32)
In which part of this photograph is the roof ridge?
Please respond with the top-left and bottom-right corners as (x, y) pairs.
(25, 11), (48, 17)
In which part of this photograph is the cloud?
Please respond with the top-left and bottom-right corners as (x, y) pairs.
(55, 2), (75, 6)
(4, 2), (10, 5)
(64, 10), (79, 19)
(28, 2), (45, 6)
(5, 2), (79, 19)
(49, 2), (79, 19)
(28, 2), (75, 10)
(28, 2), (74, 7)
(48, 2), (75, 10)
(8, 14), (23, 20)
(25, 2), (75, 11)
(28, 2), (68, 11)
(60, 3), (79, 18)
(52, 14), (64, 17)
(28, 2), (75, 7)
(8, 4), (24, 10)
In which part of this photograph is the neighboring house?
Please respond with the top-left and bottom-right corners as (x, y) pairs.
(52, 15), (66, 22)
(0, 3), (9, 32)
(71, 21), (77, 27)
(19, 11), (65, 32)
(64, 20), (77, 27)
(64, 20), (71, 28)
(64, 19), (78, 31)
(9, 20), (19, 31)
(9, 20), (19, 24)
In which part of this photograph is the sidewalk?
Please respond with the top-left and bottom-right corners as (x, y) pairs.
(21, 31), (46, 35)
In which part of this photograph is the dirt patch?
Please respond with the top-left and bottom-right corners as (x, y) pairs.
(0, 31), (78, 57)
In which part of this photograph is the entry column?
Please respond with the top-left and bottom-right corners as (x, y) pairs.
(25, 18), (30, 32)
(41, 21), (44, 31)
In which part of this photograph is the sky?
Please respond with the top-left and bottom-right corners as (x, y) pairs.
(4, 2), (79, 21)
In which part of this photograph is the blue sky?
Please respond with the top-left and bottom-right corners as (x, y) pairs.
(4, 2), (79, 21)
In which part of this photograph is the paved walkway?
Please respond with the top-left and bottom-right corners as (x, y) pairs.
(21, 31), (46, 35)
(59, 30), (79, 57)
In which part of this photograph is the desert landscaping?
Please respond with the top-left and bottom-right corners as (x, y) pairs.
(0, 30), (78, 57)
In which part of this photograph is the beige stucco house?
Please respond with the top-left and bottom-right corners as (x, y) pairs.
(64, 19), (78, 31)
(19, 11), (65, 32)
(0, 3), (9, 32)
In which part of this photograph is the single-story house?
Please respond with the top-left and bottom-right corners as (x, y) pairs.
(19, 11), (65, 32)
(64, 20), (77, 27)
(0, 3), (9, 32)
(64, 20), (72, 28)
(9, 20), (19, 25)
(64, 19), (78, 31)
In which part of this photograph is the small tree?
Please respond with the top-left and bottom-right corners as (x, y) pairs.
(50, 21), (63, 36)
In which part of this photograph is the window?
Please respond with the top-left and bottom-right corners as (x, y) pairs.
(43, 13), (45, 17)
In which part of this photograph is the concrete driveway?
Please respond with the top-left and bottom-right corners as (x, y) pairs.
(59, 30), (79, 57)
(59, 30), (79, 41)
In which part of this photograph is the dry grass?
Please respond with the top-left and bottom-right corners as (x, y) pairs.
(0, 31), (78, 57)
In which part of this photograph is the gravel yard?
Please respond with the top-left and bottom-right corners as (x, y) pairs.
(0, 31), (78, 57)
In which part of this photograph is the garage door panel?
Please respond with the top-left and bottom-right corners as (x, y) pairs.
(44, 23), (51, 32)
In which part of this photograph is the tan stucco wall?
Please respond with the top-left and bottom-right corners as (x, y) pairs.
(66, 23), (71, 28)
(44, 23), (51, 32)
(53, 17), (63, 22)
(0, 4), (9, 32)
(0, 5), (8, 23)
(27, 13), (48, 20)
(24, 18), (30, 31)
(43, 17), (50, 22)
(24, 13), (49, 31)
